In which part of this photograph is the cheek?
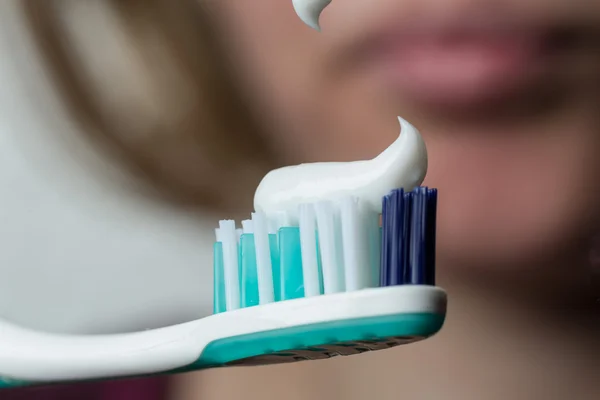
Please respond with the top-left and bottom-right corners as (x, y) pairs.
(211, 1), (324, 138)
(211, 0), (307, 83)
(211, 0), (402, 164)
(424, 122), (600, 270)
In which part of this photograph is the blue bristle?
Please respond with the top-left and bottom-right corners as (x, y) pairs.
(408, 187), (426, 284)
(425, 189), (438, 285)
(388, 190), (403, 285)
(380, 189), (411, 286)
(381, 186), (437, 287)
(380, 195), (390, 286)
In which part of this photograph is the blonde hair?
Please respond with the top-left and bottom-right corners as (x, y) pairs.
(21, 0), (276, 212)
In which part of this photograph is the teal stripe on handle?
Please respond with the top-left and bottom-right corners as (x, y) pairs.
(278, 227), (305, 300)
(240, 234), (259, 308)
(180, 312), (445, 371)
(213, 242), (226, 314)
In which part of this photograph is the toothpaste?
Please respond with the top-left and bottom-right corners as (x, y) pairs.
(292, 0), (332, 31)
(254, 117), (428, 221)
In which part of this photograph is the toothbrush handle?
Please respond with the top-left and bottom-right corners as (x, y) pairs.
(0, 318), (207, 386)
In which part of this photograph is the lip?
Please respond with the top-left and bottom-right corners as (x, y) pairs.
(351, 18), (582, 112)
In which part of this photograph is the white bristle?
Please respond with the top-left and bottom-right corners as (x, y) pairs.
(267, 218), (278, 235)
(242, 220), (254, 234)
(299, 204), (320, 297)
(252, 212), (275, 304)
(315, 201), (345, 294)
(215, 200), (380, 312)
(340, 197), (372, 291)
(365, 206), (382, 287)
(275, 211), (292, 229)
(218, 220), (240, 311)
(215, 228), (223, 243)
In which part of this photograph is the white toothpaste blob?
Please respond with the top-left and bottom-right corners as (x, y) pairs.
(254, 116), (428, 220)
(292, 0), (332, 31)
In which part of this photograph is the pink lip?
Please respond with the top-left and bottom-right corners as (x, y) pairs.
(360, 23), (553, 109)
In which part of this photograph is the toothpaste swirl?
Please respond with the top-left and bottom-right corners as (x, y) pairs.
(254, 117), (428, 220)
(292, 0), (332, 31)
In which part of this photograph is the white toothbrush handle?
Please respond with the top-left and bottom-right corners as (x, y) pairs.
(0, 318), (209, 383)
(0, 286), (447, 385)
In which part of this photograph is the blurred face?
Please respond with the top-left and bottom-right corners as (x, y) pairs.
(210, 0), (600, 287)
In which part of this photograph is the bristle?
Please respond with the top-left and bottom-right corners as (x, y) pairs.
(340, 197), (371, 291)
(380, 187), (437, 287)
(380, 195), (390, 286)
(213, 240), (226, 314)
(298, 204), (321, 297)
(401, 191), (413, 282)
(408, 188), (426, 284)
(252, 212), (275, 304)
(277, 211), (292, 229)
(215, 228), (223, 243)
(315, 201), (345, 294)
(242, 220), (253, 234)
(364, 206), (381, 287)
(214, 186), (437, 314)
(380, 189), (410, 286)
(218, 220), (240, 311)
(279, 226), (305, 300)
(240, 233), (258, 308)
(269, 233), (281, 302)
(273, 211), (291, 231)
(426, 189), (438, 286)
(268, 219), (278, 235)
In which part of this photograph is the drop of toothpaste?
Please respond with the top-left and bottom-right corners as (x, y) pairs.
(292, 0), (332, 31)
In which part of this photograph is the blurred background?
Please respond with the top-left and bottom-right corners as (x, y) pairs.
(0, 0), (599, 399)
(0, 1), (218, 334)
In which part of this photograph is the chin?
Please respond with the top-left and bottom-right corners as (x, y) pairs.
(423, 133), (600, 289)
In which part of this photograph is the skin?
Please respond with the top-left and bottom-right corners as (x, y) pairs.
(175, 0), (600, 399)
(206, 0), (600, 293)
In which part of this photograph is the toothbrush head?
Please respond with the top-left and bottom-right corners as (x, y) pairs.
(380, 187), (437, 287)
(208, 186), (444, 368)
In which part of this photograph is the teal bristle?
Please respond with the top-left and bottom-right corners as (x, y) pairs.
(269, 234), (281, 301)
(212, 242), (226, 314)
(278, 227), (305, 300)
(314, 231), (325, 296)
(240, 234), (258, 308)
(213, 187), (438, 313)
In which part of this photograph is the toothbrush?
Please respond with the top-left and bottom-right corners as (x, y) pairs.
(0, 118), (446, 388)
(0, 187), (444, 389)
